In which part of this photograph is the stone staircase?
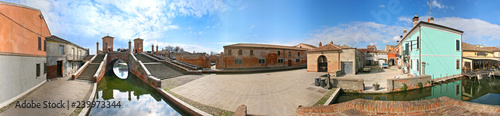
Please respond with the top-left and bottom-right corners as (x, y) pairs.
(78, 54), (105, 80)
(135, 54), (156, 63)
(144, 63), (186, 80)
(135, 54), (186, 79)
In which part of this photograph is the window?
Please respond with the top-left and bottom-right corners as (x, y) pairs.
(278, 58), (284, 63)
(278, 51), (281, 56)
(298, 52), (300, 56)
(238, 50), (242, 55)
(456, 40), (460, 51)
(44, 63), (47, 74)
(36, 63), (40, 77)
(258, 58), (265, 64)
(456, 59), (460, 70)
(417, 59), (420, 72)
(296, 59), (300, 63)
(234, 59), (242, 64)
(410, 41), (412, 51)
(250, 50), (253, 56)
(416, 36), (420, 49)
(228, 50), (232, 56)
(288, 51), (291, 57)
(38, 37), (41, 50)
(59, 45), (65, 55)
(44, 40), (46, 52)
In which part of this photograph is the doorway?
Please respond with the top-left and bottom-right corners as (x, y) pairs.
(57, 61), (63, 77)
(317, 55), (327, 72)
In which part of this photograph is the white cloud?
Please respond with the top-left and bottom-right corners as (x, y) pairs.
(397, 16), (500, 44)
(307, 22), (403, 47)
(249, 25), (255, 30)
(144, 41), (217, 53)
(427, 0), (453, 10)
(167, 0), (225, 18)
(379, 4), (385, 8)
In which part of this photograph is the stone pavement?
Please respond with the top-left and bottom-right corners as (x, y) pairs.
(337, 66), (408, 93)
(0, 77), (93, 116)
(170, 69), (328, 115)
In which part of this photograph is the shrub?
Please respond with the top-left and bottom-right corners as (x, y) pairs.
(418, 82), (423, 88)
(401, 83), (408, 91)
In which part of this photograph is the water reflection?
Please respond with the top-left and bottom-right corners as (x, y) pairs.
(112, 59), (128, 79)
(335, 76), (500, 105)
(88, 71), (187, 116)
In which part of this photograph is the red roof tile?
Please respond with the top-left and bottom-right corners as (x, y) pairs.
(307, 44), (342, 52)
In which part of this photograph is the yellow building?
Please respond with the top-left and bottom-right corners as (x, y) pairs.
(462, 42), (500, 71)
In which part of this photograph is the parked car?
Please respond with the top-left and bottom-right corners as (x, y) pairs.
(379, 60), (388, 68)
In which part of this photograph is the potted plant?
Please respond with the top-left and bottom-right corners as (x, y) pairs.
(373, 82), (380, 90)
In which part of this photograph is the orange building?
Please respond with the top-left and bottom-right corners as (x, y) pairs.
(0, 1), (51, 107)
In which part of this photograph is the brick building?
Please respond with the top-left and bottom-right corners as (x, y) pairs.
(171, 52), (208, 68)
(133, 37), (143, 53)
(306, 42), (342, 73)
(101, 35), (114, 53)
(220, 43), (314, 69)
(0, 1), (51, 107)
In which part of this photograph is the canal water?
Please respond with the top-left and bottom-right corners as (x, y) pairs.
(88, 60), (188, 115)
(334, 76), (500, 105)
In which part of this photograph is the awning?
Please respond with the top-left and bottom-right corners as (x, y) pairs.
(463, 57), (500, 61)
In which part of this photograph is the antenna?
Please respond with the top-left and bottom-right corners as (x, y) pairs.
(429, 0), (432, 16)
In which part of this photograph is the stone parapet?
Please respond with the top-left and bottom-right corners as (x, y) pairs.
(331, 78), (364, 92)
(296, 96), (500, 115)
(387, 75), (432, 92)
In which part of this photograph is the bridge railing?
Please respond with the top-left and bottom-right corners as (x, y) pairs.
(130, 53), (161, 87)
(93, 54), (108, 82)
(72, 55), (97, 79)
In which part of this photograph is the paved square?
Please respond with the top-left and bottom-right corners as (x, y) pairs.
(170, 69), (327, 115)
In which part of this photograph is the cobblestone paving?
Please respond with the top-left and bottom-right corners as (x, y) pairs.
(170, 69), (327, 115)
(0, 77), (93, 116)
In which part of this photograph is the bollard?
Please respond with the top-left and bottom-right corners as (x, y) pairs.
(315, 77), (320, 86)
(320, 78), (326, 88)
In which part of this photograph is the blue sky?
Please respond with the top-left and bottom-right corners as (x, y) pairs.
(5, 0), (500, 54)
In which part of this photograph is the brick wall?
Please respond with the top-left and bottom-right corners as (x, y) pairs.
(387, 75), (432, 92)
(172, 53), (208, 68)
(297, 96), (500, 115)
(222, 47), (307, 69)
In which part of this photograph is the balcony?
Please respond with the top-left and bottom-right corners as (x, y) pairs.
(67, 54), (86, 61)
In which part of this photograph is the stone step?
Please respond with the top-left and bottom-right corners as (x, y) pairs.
(144, 63), (186, 80)
(92, 54), (105, 63)
(135, 54), (155, 63)
(77, 63), (100, 80)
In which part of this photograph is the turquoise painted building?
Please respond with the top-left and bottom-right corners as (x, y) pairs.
(398, 19), (463, 79)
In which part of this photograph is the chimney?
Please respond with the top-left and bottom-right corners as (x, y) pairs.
(156, 45), (159, 55)
(412, 14), (419, 27)
(319, 42), (322, 47)
(151, 44), (154, 54)
(430, 17), (434, 23)
(96, 42), (99, 54)
(128, 40), (131, 53)
(329, 41), (333, 44)
(403, 28), (407, 37)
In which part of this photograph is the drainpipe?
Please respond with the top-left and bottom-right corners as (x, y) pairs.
(422, 61), (426, 75)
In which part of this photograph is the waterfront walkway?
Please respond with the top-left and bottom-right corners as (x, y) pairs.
(337, 66), (407, 93)
(0, 77), (93, 116)
(170, 69), (327, 115)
